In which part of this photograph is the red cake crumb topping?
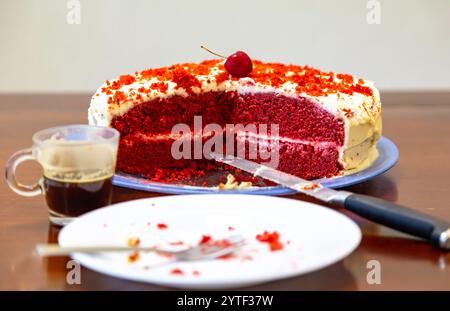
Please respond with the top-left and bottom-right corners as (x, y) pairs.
(109, 90), (126, 103)
(215, 71), (231, 84)
(99, 59), (373, 105)
(171, 69), (202, 95)
(115, 75), (136, 88)
(250, 62), (373, 97)
(256, 231), (284, 251)
(341, 108), (354, 118)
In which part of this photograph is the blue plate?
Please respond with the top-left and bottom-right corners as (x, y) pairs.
(112, 136), (399, 195)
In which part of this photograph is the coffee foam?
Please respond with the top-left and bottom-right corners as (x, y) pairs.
(35, 141), (117, 182)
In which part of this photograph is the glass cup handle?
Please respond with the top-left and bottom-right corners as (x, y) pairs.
(5, 148), (43, 197)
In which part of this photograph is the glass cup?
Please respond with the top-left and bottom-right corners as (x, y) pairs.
(5, 125), (120, 226)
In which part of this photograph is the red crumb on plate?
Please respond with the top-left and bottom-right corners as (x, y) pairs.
(198, 235), (234, 258)
(127, 251), (140, 263)
(157, 252), (174, 259)
(228, 226), (235, 231)
(199, 235), (212, 244)
(302, 182), (320, 191)
(218, 254), (233, 260)
(241, 255), (253, 261)
(201, 236), (232, 249)
(170, 268), (184, 275)
(256, 231), (284, 251)
(192, 270), (200, 276)
(169, 241), (185, 246)
(127, 237), (140, 247)
(157, 223), (168, 230)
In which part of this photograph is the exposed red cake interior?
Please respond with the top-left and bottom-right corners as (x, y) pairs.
(111, 91), (344, 183)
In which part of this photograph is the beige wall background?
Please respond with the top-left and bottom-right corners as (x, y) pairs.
(1, 0), (449, 93)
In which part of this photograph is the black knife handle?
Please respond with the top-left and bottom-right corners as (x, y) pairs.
(343, 194), (450, 250)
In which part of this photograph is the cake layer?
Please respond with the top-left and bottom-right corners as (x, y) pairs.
(117, 134), (210, 177)
(117, 131), (341, 180)
(236, 134), (341, 179)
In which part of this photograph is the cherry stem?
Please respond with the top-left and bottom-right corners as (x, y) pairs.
(200, 45), (226, 59)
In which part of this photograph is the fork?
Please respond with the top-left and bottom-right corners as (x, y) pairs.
(36, 234), (246, 261)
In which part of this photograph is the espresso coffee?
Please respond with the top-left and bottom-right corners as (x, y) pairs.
(43, 175), (113, 217)
(37, 140), (117, 221)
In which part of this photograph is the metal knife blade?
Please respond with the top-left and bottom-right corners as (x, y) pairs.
(209, 153), (350, 204)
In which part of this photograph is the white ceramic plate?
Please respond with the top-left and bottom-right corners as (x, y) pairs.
(59, 194), (361, 289)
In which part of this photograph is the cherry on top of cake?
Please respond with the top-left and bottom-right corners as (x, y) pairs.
(98, 59), (375, 107)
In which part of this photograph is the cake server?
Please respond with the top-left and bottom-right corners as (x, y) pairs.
(210, 153), (450, 250)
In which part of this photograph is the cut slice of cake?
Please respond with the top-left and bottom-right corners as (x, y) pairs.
(88, 59), (381, 182)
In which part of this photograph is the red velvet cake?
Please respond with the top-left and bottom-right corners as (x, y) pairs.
(88, 59), (382, 184)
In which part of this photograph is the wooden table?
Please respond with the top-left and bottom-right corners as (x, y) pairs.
(1, 92), (450, 290)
